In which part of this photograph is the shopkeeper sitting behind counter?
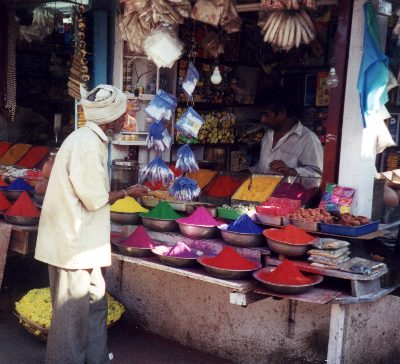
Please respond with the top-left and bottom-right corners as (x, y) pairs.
(252, 97), (323, 178)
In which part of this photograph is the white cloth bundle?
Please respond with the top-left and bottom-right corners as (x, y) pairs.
(80, 84), (127, 125)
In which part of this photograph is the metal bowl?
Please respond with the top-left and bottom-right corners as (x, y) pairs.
(4, 214), (40, 226)
(255, 213), (283, 226)
(33, 193), (45, 205)
(3, 190), (32, 201)
(265, 237), (312, 257)
(110, 211), (140, 225)
(141, 216), (178, 232)
(253, 267), (323, 294)
(263, 229), (314, 257)
(177, 222), (219, 239)
(112, 240), (154, 257)
(219, 228), (265, 247)
(197, 256), (262, 280)
(152, 245), (203, 267)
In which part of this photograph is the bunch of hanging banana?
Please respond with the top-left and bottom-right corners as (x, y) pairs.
(259, 9), (316, 51)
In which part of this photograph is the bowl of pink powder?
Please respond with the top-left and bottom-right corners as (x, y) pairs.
(151, 242), (203, 267)
(176, 206), (221, 239)
(112, 226), (156, 257)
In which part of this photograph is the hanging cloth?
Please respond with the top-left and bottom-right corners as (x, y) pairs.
(357, 2), (389, 127)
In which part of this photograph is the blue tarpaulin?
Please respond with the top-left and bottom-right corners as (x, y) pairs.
(357, 2), (389, 127)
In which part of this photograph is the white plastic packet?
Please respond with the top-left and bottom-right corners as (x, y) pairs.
(144, 28), (184, 69)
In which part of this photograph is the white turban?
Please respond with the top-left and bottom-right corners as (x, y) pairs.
(80, 84), (127, 125)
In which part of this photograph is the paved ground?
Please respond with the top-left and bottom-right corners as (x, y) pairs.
(0, 255), (231, 364)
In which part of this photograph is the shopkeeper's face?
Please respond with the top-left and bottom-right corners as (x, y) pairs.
(261, 110), (286, 130)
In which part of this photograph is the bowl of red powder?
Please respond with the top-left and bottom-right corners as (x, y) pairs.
(253, 260), (323, 294)
(112, 226), (157, 257)
(263, 226), (315, 257)
(152, 242), (203, 267)
(197, 246), (262, 280)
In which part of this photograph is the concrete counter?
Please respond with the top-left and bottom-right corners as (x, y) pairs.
(105, 253), (400, 363)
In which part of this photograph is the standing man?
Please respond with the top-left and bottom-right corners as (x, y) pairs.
(35, 84), (148, 364)
(255, 99), (323, 178)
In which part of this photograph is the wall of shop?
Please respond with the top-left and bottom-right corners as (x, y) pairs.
(106, 261), (400, 363)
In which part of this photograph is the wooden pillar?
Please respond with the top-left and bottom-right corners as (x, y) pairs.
(322, 0), (354, 188)
(0, 3), (9, 112)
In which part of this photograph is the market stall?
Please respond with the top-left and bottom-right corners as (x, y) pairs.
(2, 0), (400, 363)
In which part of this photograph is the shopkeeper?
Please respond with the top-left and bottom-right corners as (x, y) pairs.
(254, 97), (323, 178)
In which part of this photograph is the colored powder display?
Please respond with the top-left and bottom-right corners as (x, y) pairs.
(166, 241), (198, 258)
(264, 225), (314, 244)
(188, 169), (217, 189)
(16, 146), (50, 169)
(232, 175), (283, 202)
(123, 226), (155, 248)
(202, 246), (258, 270)
(1, 178), (34, 192)
(206, 175), (244, 198)
(141, 201), (182, 220)
(6, 191), (40, 218)
(177, 206), (220, 226)
(0, 191), (11, 210)
(227, 214), (263, 234)
(0, 143), (32, 165)
(258, 259), (314, 285)
(0, 180), (8, 187)
(271, 182), (318, 205)
(110, 196), (148, 213)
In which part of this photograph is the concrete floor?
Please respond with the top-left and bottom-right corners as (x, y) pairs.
(0, 256), (231, 364)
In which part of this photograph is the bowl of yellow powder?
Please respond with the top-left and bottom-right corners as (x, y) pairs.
(110, 196), (148, 225)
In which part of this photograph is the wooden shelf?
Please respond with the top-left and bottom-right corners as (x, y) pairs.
(112, 140), (147, 146)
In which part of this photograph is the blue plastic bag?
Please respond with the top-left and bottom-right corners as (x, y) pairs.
(175, 107), (204, 139)
(182, 62), (199, 99)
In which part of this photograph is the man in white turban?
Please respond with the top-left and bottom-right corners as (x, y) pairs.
(35, 85), (148, 364)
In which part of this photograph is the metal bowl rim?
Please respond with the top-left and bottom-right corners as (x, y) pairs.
(110, 211), (140, 215)
(219, 228), (263, 236)
(112, 241), (154, 251)
(264, 230), (315, 246)
(176, 221), (219, 227)
(197, 256), (262, 272)
(253, 267), (323, 288)
(151, 247), (203, 260)
(140, 215), (178, 221)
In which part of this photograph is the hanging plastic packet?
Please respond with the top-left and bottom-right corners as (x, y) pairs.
(169, 177), (201, 201)
(176, 107), (204, 139)
(147, 121), (165, 152)
(176, 144), (199, 173)
(182, 62), (200, 99)
(144, 90), (177, 121)
(147, 121), (172, 152)
(139, 156), (175, 187)
(144, 27), (184, 69)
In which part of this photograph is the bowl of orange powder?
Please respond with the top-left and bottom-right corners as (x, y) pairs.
(263, 225), (316, 257)
(253, 260), (323, 294)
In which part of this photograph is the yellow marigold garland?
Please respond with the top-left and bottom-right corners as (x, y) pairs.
(15, 287), (125, 336)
